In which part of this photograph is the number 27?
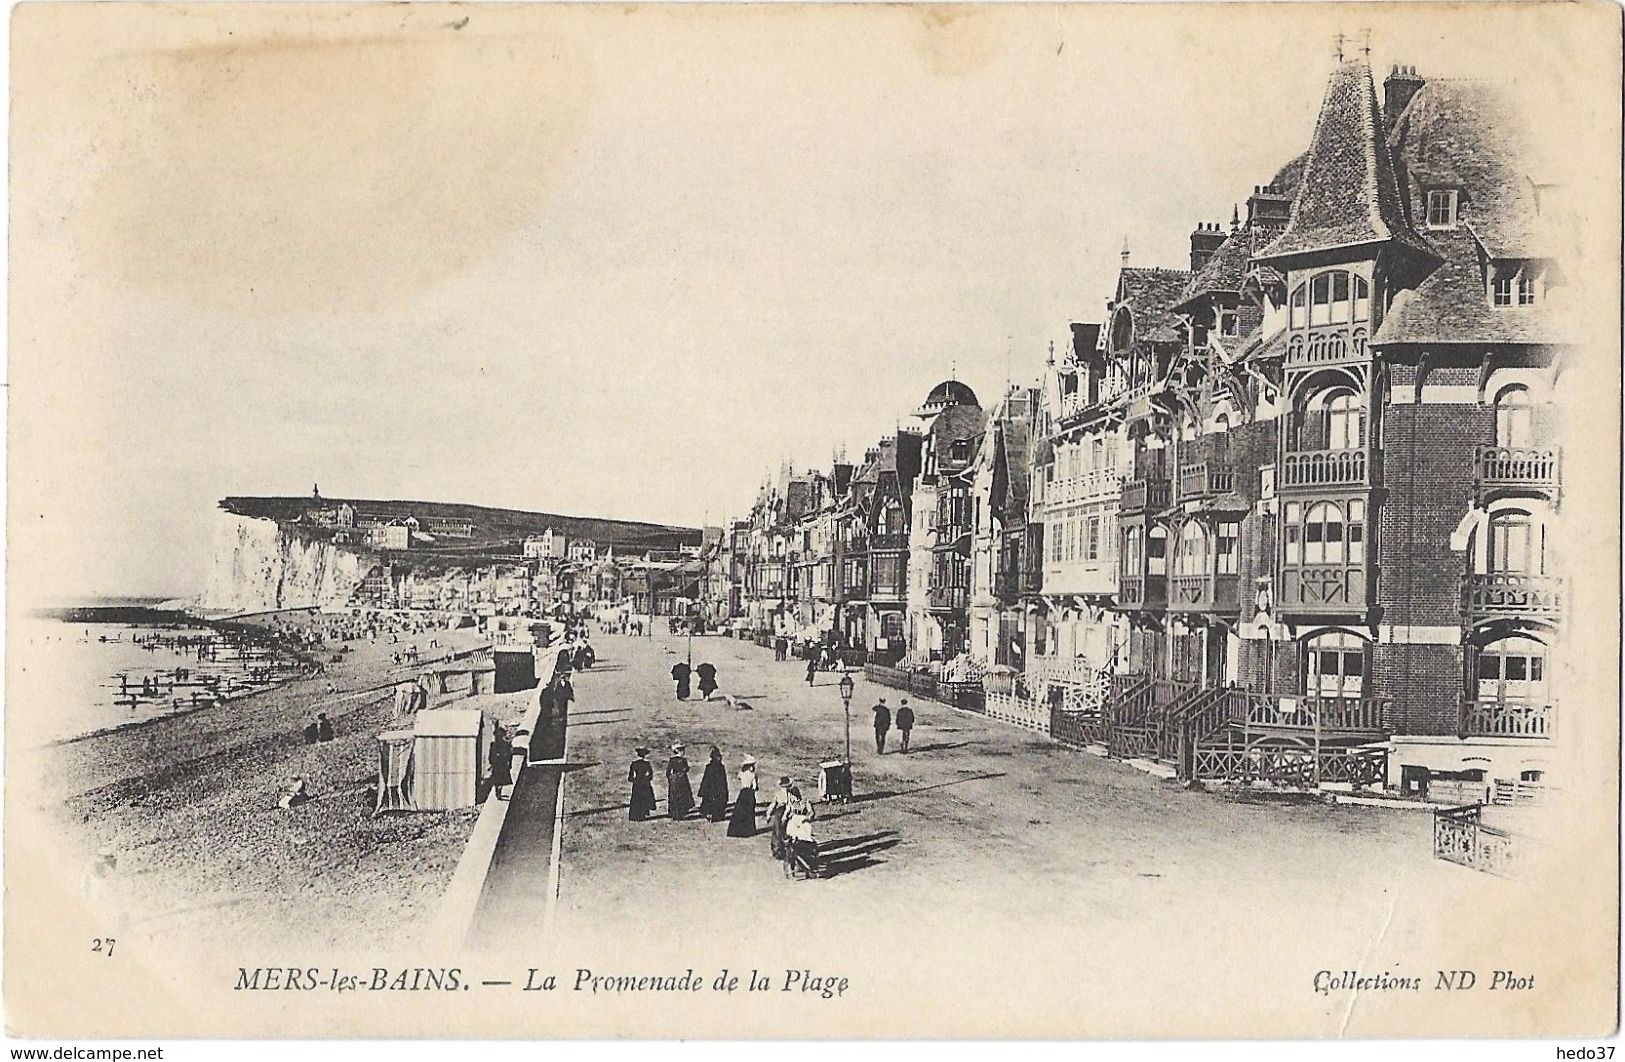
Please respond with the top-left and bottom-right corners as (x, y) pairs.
(91, 938), (116, 957)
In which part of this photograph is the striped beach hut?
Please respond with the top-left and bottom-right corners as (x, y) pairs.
(411, 708), (489, 810)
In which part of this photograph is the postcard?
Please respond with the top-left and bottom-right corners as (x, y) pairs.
(5, 1), (1620, 1041)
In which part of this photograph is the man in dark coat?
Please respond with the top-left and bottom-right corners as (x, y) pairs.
(872, 697), (892, 754)
(896, 699), (915, 752)
(671, 661), (692, 700)
(805, 655), (817, 687)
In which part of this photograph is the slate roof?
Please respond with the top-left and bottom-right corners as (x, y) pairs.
(1374, 79), (1571, 347)
(1177, 230), (1253, 308)
(928, 404), (988, 463)
(1257, 61), (1434, 263)
(1115, 267), (1195, 345)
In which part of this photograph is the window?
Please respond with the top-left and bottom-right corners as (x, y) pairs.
(1486, 509), (1543, 575)
(1063, 518), (1075, 563)
(1494, 385), (1534, 449)
(1426, 189), (1458, 229)
(1518, 273), (1537, 305)
(1147, 526), (1168, 577)
(1305, 630), (1367, 700)
(1309, 273), (1331, 327)
(1352, 275), (1371, 322)
(1303, 502), (1344, 564)
(1220, 312), (1239, 336)
(1286, 500), (1363, 568)
(1123, 526), (1144, 572)
(1302, 387), (1364, 450)
(1492, 276), (1513, 307)
(1174, 521), (1208, 577)
(1086, 516), (1101, 562)
(1050, 521), (1063, 564)
(1475, 635), (1548, 704)
(1289, 284), (1307, 330)
(1217, 521), (1239, 575)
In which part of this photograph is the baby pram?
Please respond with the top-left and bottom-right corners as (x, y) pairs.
(783, 812), (819, 879)
(818, 760), (851, 804)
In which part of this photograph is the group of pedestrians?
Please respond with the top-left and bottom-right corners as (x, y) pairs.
(670, 660), (720, 701)
(870, 696), (915, 753)
(627, 744), (823, 878)
(628, 744), (759, 837)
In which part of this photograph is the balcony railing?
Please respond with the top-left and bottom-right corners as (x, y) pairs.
(1177, 461), (1236, 499)
(1278, 565), (1366, 611)
(1463, 573), (1563, 619)
(1121, 477), (1172, 512)
(1168, 573), (1239, 613)
(870, 533), (908, 551)
(1476, 446), (1560, 491)
(1283, 324), (1369, 369)
(869, 580), (907, 604)
(1116, 574), (1165, 611)
(927, 585), (968, 610)
(1461, 698), (1555, 739)
(1279, 447), (1368, 488)
(1237, 692), (1391, 734)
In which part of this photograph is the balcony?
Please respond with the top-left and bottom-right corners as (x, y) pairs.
(870, 533), (908, 551)
(927, 585), (968, 611)
(1475, 446), (1560, 495)
(1283, 324), (1369, 370)
(869, 580), (907, 605)
(1167, 573), (1240, 613)
(1116, 573), (1165, 611)
(1463, 573), (1563, 620)
(992, 570), (1035, 599)
(1279, 447), (1368, 489)
(1278, 565), (1366, 613)
(1177, 461), (1236, 500)
(1120, 477), (1172, 513)
(1460, 698), (1555, 740)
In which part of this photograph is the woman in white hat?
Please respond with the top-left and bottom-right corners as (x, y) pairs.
(727, 756), (759, 837)
(665, 743), (695, 820)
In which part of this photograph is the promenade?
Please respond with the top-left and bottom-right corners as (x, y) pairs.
(464, 630), (1491, 975)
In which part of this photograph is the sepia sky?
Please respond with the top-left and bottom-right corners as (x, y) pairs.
(8, 3), (1613, 598)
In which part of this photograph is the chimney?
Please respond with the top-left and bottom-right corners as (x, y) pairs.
(1383, 64), (1425, 129)
(1247, 183), (1294, 239)
(1120, 237), (1131, 268)
(1189, 221), (1225, 272)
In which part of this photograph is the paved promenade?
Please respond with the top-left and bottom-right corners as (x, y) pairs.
(464, 632), (1496, 959)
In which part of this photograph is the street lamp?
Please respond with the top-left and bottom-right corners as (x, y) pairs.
(838, 671), (855, 767)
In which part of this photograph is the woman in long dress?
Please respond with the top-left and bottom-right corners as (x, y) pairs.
(727, 757), (759, 838)
(766, 776), (792, 859)
(665, 744), (695, 820)
(628, 747), (657, 821)
(697, 746), (730, 822)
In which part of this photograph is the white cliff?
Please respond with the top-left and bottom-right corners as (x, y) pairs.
(198, 511), (374, 614)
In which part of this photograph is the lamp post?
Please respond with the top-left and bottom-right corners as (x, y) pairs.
(838, 672), (855, 767)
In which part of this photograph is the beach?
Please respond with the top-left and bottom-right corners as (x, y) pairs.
(35, 618), (537, 952)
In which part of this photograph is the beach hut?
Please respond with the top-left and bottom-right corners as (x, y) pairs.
(374, 728), (417, 815)
(423, 652), (497, 703)
(410, 708), (488, 810)
(492, 646), (537, 693)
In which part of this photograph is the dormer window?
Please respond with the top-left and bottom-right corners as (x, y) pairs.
(1220, 312), (1239, 336)
(1490, 262), (1541, 308)
(1426, 188), (1459, 229)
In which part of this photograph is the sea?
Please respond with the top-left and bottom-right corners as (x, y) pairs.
(11, 601), (272, 746)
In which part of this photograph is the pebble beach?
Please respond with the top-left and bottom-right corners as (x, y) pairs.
(34, 619), (535, 952)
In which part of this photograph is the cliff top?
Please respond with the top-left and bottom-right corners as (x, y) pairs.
(221, 496), (702, 553)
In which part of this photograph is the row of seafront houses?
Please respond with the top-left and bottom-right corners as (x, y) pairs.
(716, 58), (1573, 816)
(308, 494), (722, 620)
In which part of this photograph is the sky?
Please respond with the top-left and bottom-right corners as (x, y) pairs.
(7, 3), (1614, 599)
